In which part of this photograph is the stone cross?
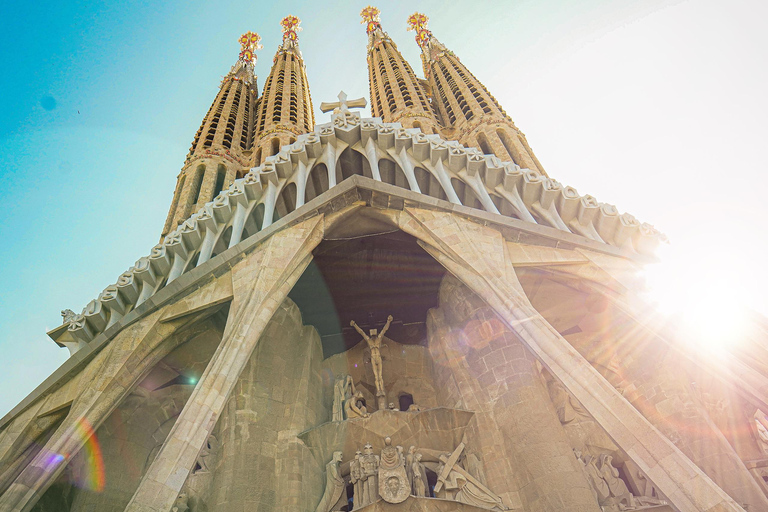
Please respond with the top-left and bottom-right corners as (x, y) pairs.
(320, 91), (367, 114)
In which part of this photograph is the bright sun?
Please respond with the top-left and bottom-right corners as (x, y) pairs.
(641, 241), (750, 355)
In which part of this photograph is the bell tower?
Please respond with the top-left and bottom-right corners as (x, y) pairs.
(161, 32), (261, 240)
(407, 13), (546, 175)
(252, 15), (315, 165)
(360, 6), (441, 134)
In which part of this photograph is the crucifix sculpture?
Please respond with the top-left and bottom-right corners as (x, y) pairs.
(350, 315), (393, 410)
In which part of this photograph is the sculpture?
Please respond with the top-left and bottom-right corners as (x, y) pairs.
(344, 390), (369, 419)
(315, 451), (345, 512)
(61, 309), (77, 324)
(435, 443), (508, 510)
(411, 453), (428, 497)
(378, 437), (410, 503)
(575, 451), (667, 511)
(332, 374), (354, 422)
(350, 450), (364, 510)
(361, 443), (380, 507)
(192, 435), (218, 474)
(351, 315), (393, 405)
(171, 493), (189, 512)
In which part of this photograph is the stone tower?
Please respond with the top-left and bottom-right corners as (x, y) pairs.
(407, 12), (546, 175)
(161, 32), (261, 240)
(361, 6), (441, 134)
(252, 15), (315, 165)
(3, 7), (768, 512)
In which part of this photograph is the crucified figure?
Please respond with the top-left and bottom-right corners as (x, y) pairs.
(350, 315), (393, 397)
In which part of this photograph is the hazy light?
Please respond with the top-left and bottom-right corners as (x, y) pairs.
(642, 241), (748, 355)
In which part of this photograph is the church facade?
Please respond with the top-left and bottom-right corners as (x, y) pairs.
(1, 7), (767, 512)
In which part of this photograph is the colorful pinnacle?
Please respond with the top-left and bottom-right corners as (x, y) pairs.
(281, 15), (302, 44)
(406, 12), (432, 48)
(360, 6), (381, 35)
(238, 31), (262, 63)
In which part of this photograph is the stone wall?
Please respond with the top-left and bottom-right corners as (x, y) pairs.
(206, 298), (325, 511)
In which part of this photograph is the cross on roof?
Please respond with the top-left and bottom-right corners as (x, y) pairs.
(320, 91), (367, 114)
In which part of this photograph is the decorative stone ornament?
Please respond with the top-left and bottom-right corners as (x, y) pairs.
(378, 437), (409, 504)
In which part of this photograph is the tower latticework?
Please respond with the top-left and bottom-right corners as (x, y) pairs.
(252, 15), (315, 165)
(407, 13), (546, 176)
(361, 7), (441, 134)
(161, 32), (261, 240)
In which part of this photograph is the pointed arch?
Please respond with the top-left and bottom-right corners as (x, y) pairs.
(414, 167), (448, 202)
(275, 182), (297, 220)
(242, 203), (266, 240)
(305, 163), (329, 204)
(378, 159), (409, 191)
(450, 178), (483, 210)
(335, 148), (370, 184)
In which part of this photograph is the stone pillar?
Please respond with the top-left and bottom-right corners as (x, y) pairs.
(428, 274), (600, 512)
(208, 299), (325, 511)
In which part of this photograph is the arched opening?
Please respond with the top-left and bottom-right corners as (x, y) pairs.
(275, 182), (297, 220)
(242, 203), (266, 239)
(270, 137), (280, 157)
(305, 163), (329, 203)
(414, 167), (448, 201)
(212, 164), (227, 198)
(496, 129), (521, 166)
(398, 393), (414, 412)
(378, 159), (409, 191)
(254, 147), (262, 165)
(451, 178), (483, 210)
(189, 165), (205, 207)
(335, 148), (367, 184)
(30, 313), (229, 512)
(477, 132), (493, 156)
(413, 120), (422, 131)
(210, 226), (232, 259)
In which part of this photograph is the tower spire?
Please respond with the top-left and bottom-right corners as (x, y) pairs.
(360, 6), (441, 133)
(252, 15), (315, 165)
(407, 12), (546, 175)
(161, 32), (261, 240)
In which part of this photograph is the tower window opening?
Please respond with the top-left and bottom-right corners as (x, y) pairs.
(496, 129), (521, 166)
(477, 132), (493, 155)
(213, 165), (227, 198)
(189, 165), (205, 206)
(270, 137), (280, 156)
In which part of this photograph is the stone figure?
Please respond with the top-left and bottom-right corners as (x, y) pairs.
(350, 315), (393, 401)
(548, 380), (588, 424)
(350, 450), (363, 510)
(411, 453), (428, 497)
(333, 374), (354, 422)
(598, 454), (634, 510)
(344, 390), (369, 419)
(61, 309), (77, 324)
(315, 451), (345, 512)
(576, 451), (611, 505)
(407, 403), (422, 412)
(388, 403), (399, 411)
(405, 446), (416, 488)
(435, 444), (508, 510)
(360, 443), (380, 507)
(378, 437), (410, 504)
(172, 493), (189, 512)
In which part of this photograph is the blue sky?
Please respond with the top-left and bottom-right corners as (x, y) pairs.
(1, 0), (766, 417)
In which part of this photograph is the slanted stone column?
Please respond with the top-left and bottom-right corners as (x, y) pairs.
(125, 215), (323, 512)
(207, 299), (325, 511)
(397, 207), (746, 512)
(428, 274), (600, 512)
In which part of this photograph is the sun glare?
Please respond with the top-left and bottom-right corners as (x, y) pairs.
(641, 242), (748, 355)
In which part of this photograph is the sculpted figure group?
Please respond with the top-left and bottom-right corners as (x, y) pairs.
(316, 439), (509, 512)
(575, 450), (667, 511)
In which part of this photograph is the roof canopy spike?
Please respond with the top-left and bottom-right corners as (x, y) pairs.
(360, 5), (382, 35)
(238, 31), (263, 64)
(406, 12), (432, 48)
(281, 14), (302, 44)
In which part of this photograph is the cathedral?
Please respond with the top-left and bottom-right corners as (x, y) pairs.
(1, 6), (767, 512)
